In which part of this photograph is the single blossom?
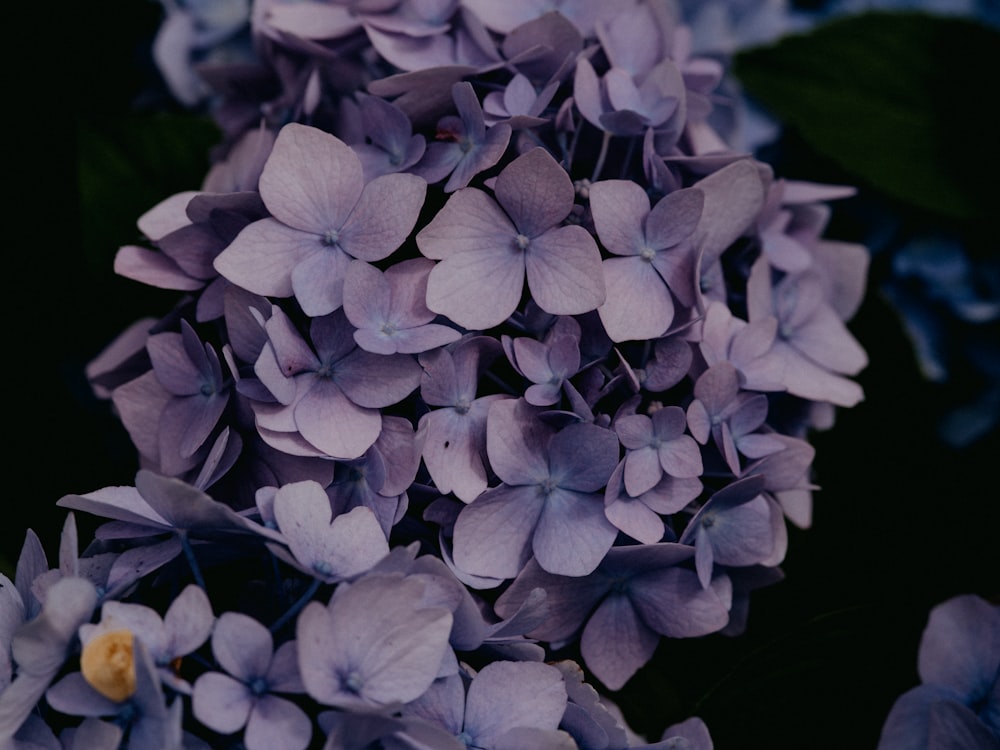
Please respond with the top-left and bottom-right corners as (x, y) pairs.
(418, 147), (605, 330)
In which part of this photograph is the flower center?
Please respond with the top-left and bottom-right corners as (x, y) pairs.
(249, 676), (269, 696)
(343, 670), (364, 694)
(322, 228), (341, 247)
(454, 397), (471, 415)
(81, 630), (137, 703)
(514, 234), (530, 251)
(640, 246), (656, 262)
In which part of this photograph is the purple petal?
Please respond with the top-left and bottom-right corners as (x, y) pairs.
(192, 672), (252, 733)
(495, 148), (573, 237)
(465, 661), (567, 745)
(629, 566), (731, 638)
(918, 594), (1000, 699)
(212, 612), (273, 682)
(598, 256), (673, 342)
(525, 225), (605, 316)
(244, 694), (312, 750)
(588, 179), (648, 257)
(294, 378), (382, 459)
(338, 173), (426, 262)
(453, 485), (544, 579)
(580, 593), (659, 690)
(260, 123), (363, 234)
(213, 218), (312, 298)
(533, 489), (618, 576)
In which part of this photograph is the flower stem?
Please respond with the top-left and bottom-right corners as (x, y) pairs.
(269, 578), (322, 635)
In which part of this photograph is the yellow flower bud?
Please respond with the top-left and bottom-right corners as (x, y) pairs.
(80, 629), (137, 702)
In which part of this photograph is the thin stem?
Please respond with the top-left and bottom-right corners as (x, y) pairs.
(179, 533), (207, 591)
(619, 134), (638, 179)
(269, 578), (322, 635)
(590, 130), (612, 182)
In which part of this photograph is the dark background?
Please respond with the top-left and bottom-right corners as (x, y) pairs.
(9, 3), (998, 749)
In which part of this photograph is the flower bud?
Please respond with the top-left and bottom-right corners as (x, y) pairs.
(81, 629), (137, 702)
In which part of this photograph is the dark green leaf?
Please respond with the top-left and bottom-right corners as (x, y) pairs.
(77, 113), (220, 274)
(734, 12), (1000, 221)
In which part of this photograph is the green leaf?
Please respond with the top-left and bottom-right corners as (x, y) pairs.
(77, 113), (220, 275)
(733, 12), (1000, 221)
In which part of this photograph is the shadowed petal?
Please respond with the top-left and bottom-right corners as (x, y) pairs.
(580, 593), (658, 691)
(453, 485), (545, 580)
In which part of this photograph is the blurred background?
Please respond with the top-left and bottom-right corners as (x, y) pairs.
(9, 1), (999, 748)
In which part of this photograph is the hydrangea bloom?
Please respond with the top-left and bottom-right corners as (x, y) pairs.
(8, 0), (878, 745)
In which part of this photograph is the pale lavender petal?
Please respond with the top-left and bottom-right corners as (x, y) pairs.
(290, 244), (353, 316)
(630, 566), (731, 638)
(214, 219), (313, 298)
(623, 447), (662, 497)
(260, 123), (363, 233)
(114, 246), (205, 291)
(192, 672), (251, 733)
(338, 173), (426, 262)
(658, 436), (703, 479)
(495, 148), (573, 237)
(645, 187), (704, 252)
(294, 378), (382, 459)
(244, 694), (312, 750)
(213, 612), (273, 681)
(486, 398), (551, 485)
(692, 159), (767, 269)
(533, 489), (618, 576)
(526, 226), (605, 316)
(598, 256), (673, 342)
(164, 585), (214, 658)
(548, 422), (619, 492)
(452, 485), (545, 580)
(580, 593), (659, 690)
(330, 350), (417, 408)
(425, 243), (525, 331)
(588, 179), (648, 256)
(918, 594), (1000, 698)
(465, 661), (567, 745)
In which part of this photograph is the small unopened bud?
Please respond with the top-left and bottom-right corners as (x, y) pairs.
(81, 629), (137, 702)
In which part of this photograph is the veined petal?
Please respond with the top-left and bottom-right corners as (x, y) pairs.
(294, 378), (382, 459)
(580, 593), (658, 691)
(525, 226), (605, 316)
(214, 219), (314, 298)
(597, 255), (673, 342)
(453, 485), (545, 580)
(339, 173), (426, 262)
(260, 123), (363, 234)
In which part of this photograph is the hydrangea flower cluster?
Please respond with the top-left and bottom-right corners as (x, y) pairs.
(3, 1), (871, 747)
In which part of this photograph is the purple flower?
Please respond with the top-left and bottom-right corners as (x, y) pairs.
(412, 81), (512, 193)
(877, 593), (1000, 750)
(452, 398), (620, 579)
(267, 479), (389, 582)
(251, 307), (421, 460)
(192, 612), (310, 750)
(417, 336), (511, 502)
(213, 122), (427, 316)
(349, 94), (427, 182)
(495, 543), (732, 690)
(589, 182), (703, 342)
(614, 404), (703, 497)
(295, 572), (454, 709)
(343, 258), (461, 355)
(746, 255), (868, 407)
(678, 475), (777, 589)
(45, 637), (183, 750)
(78, 584), (214, 694)
(0, 578), (98, 746)
(398, 661), (570, 749)
(418, 147), (605, 330)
